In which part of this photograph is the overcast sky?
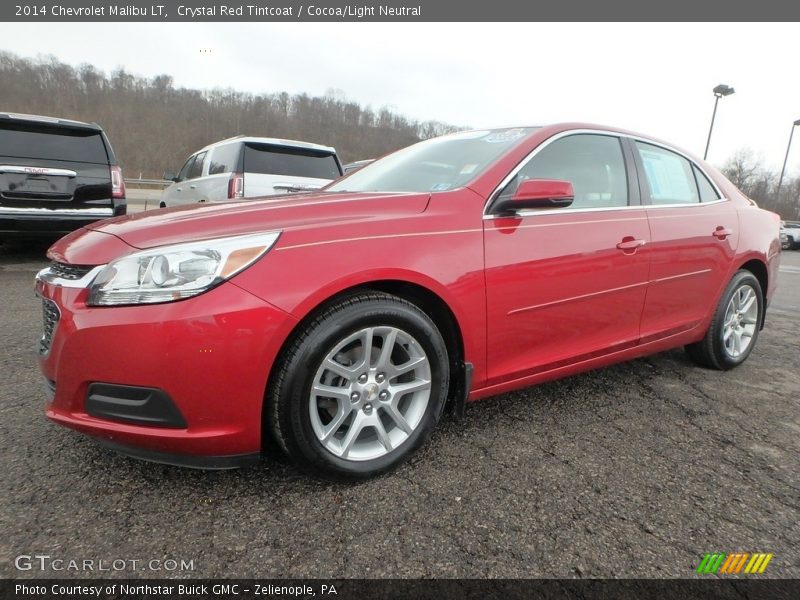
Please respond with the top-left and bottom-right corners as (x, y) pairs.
(3, 22), (800, 174)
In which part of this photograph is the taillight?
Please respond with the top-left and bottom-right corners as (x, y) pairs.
(228, 172), (244, 199)
(111, 165), (126, 199)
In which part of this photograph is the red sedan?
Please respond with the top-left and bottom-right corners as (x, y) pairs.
(36, 124), (781, 479)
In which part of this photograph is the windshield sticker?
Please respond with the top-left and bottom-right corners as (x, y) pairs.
(483, 128), (527, 143)
(430, 183), (452, 191)
(460, 164), (478, 175)
(445, 130), (491, 141)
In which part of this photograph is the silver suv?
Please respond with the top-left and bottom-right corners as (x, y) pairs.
(159, 136), (342, 207)
(781, 220), (800, 250)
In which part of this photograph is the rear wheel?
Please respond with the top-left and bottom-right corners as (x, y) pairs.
(268, 292), (449, 480)
(685, 270), (763, 370)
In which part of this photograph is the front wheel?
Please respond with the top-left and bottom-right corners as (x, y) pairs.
(268, 292), (450, 480)
(685, 270), (763, 370)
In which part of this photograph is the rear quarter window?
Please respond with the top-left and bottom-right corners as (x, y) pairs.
(208, 143), (241, 175)
(0, 124), (108, 164)
(243, 144), (341, 180)
(693, 164), (721, 202)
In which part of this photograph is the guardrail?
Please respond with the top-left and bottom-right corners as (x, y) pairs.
(125, 178), (170, 188)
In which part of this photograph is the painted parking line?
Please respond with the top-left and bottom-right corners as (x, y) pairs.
(779, 266), (800, 274)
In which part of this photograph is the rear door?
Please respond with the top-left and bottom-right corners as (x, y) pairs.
(183, 151), (207, 202)
(0, 121), (112, 211)
(242, 143), (342, 197)
(632, 139), (738, 341)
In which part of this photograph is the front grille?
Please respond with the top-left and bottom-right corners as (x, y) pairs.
(39, 298), (60, 355)
(49, 261), (93, 280)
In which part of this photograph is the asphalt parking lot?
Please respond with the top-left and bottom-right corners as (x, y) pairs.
(0, 240), (798, 579)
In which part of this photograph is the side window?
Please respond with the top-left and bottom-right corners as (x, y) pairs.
(636, 142), (699, 205)
(208, 144), (240, 175)
(693, 164), (721, 202)
(497, 134), (629, 210)
(175, 156), (195, 182)
(187, 151), (206, 180)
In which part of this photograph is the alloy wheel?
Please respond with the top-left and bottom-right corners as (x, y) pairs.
(309, 326), (432, 461)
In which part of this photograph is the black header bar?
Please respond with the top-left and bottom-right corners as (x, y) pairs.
(2, 0), (800, 22)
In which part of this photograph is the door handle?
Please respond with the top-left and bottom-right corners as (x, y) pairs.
(616, 237), (647, 251)
(713, 226), (733, 239)
(176, 188), (182, 192)
(189, 185), (197, 190)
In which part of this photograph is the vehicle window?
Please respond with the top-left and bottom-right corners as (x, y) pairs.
(175, 156), (195, 182)
(244, 144), (341, 180)
(327, 128), (537, 193)
(693, 164), (721, 202)
(187, 151), (206, 180)
(0, 124), (108, 163)
(208, 144), (240, 175)
(496, 134), (629, 210)
(636, 142), (699, 205)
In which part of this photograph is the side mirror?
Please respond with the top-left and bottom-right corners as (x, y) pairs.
(494, 179), (574, 214)
(163, 171), (177, 182)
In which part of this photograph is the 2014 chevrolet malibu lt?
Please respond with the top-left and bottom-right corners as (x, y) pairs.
(36, 124), (781, 479)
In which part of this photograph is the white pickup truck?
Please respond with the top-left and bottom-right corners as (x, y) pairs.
(159, 136), (343, 208)
(781, 220), (800, 250)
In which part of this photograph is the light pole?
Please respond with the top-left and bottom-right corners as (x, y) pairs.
(703, 84), (735, 160)
(777, 119), (800, 196)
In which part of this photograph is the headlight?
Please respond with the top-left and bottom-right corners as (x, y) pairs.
(87, 232), (281, 306)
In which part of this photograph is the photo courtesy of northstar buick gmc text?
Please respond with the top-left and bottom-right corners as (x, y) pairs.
(36, 124), (781, 480)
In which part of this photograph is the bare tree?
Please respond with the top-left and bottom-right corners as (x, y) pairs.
(721, 148), (800, 219)
(0, 50), (465, 178)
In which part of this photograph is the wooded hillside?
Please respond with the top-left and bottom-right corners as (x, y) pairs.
(0, 50), (459, 178)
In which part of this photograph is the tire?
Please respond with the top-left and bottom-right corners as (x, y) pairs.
(685, 270), (763, 370)
(267, 292), (450, 480)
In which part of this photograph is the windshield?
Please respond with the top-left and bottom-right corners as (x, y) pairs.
(327, 128), (537, 193)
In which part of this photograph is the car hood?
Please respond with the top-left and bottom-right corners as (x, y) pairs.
(86, 191), (431, 250)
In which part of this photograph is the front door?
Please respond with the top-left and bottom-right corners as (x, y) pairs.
(484, 133), (651, 385)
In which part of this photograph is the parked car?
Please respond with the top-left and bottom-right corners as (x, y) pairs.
(780, 220), (800, 250)
(342, 159), (375, 174)
(159, 136), (343, 207)
(37, 124), (780, 480)
(0, 112), (125, 237)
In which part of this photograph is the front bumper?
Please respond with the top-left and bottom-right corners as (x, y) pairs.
(37, 276), (297, 462)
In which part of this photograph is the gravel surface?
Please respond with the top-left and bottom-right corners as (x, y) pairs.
(1, 240), (798, 579)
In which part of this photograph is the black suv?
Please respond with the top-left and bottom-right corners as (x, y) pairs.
(0, 112), (125, 237)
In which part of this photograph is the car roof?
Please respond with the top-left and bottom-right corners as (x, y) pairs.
(466, 123), (709, 165)
(0, 111), (102, 132)
(202, 135), (336, 154)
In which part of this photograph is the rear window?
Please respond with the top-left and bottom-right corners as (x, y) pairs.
(243, 144), (340, 180)
(0, 124), (108, 164)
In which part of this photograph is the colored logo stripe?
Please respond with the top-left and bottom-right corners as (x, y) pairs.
(745, 553), (773, 574)
(719, 553), (749, 573)
(697, 552), (773, 574)
(697, 553), (726, 574)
